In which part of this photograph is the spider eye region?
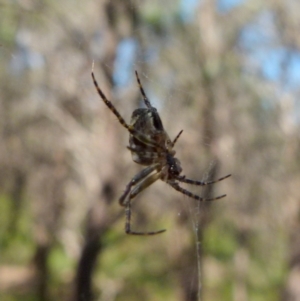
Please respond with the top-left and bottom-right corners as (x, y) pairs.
(167, 155), (182, 176)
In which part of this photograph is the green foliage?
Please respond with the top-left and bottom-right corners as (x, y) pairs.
(0, 5), (18, 46)
(0, 194), (34, 265)
(203, 221), (238, 261)
(0, 292), (38, 301)
(48, 245), (75, 284)
(97, 229), (177, 301)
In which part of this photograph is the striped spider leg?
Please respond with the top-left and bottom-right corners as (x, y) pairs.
(91, 67), (231, 235)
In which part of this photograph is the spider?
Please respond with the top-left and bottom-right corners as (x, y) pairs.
(91, 67), (231, 235)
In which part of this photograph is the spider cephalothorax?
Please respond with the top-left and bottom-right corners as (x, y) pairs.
(92, 68), (231, 235)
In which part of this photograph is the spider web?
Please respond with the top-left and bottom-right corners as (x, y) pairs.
(187, 160), (220, 301)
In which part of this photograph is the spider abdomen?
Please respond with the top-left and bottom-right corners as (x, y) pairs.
(129, 107), (172, 165)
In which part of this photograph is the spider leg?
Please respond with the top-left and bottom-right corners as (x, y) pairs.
(125, 202), (165, 235)
(177, 174), (231, 186)
(124, 171), (165, 235)
(135, 70), (152, 109)
(168, 182), (226, 201)
(127, 146), (163, 158)
(129, 171), (161, 200)
(172, 130), (183, 146)
(92, 70), (131, 132)
(119, 164), (159, 206)
(92, 69), (164, 150)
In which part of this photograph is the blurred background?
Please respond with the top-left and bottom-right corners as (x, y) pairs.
(1, 0), (300, 301)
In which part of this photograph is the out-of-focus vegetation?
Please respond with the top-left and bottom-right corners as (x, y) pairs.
(1, 1), (300, 301)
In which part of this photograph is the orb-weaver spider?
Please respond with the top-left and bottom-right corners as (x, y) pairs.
(91, 67), (231, 235)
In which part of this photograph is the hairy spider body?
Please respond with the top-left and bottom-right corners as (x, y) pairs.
(129, 108), (174, 165)
(92, 68), (231, 235)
